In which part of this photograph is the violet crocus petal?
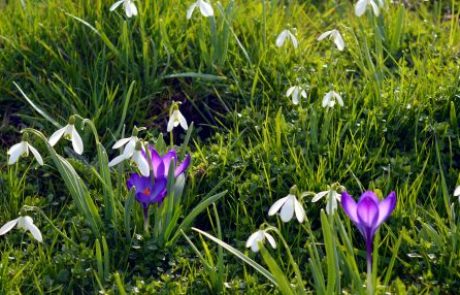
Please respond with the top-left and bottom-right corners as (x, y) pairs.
(156, 161), (165, 181)
(376, 191), (396, 226)
(127, 173), (149, 193)
(357, 196), (379, 241)
(127, 174), (153, 206)
(149, 177), (168, 203)
(174, 154), (191, 177)
(148, 147), (162, 177)
(162, 150), (177, 176)
(126, 173), (140, 190)
(341, 191), (359, 224)
(360, 191), (379, 204)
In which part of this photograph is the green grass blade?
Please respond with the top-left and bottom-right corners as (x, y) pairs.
(192, 227), (277, 286)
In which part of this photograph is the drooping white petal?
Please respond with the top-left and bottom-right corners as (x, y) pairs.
(198, 0), (214, 17)
(291, 87), (300, 105)
(264, 232), (277, 249)
(7, 142), (23, 155)
(27, 143), (44, 166)
(0, 218), (19, 236)
(24, 219), (43, 242)
(108, 154), (127, 167)
(294, 199), (305, 223)
(112, 137), (131, 149)
(276, 30), (289, 47)
(133, 150), (150, 177)
(286, 86), (296, 97)
(122, 138), (136, 157)
(355, 0), (368, 17)
(246, 230), (265, 252)
(280, 195), (295, 222)
(333, 191), (342, 202)
(167, 115), (175, 132)
(71, 126), (84, 155)
(125, 1), (137, 17)
(268, 196), (289, 216)
(312, 191), (329, 202)
(370, 0), (380, 16)
(251, 241), (260, 252)
(300, 90), (307, 98)
(186, 3), (198, 19)
(317, 30), (333, 41)
(333, 91), (344, 106)
(288, 32), (299, 48)
(454, 186), (460, 197)
(333, 31), (345, 51)
(49, 127), (66, 146)
(245, 231), (260, 248)
(326, 193), (338, 215)
(322, 92), (333, 108)
(178, 111), (189, 130)
(7, 142), (28, 165)
(110, 0), (124, 11)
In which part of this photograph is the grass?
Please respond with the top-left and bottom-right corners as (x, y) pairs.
(1, 0), (460, 293)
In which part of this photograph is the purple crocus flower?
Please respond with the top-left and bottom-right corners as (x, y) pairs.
(127, 146), (191, 230)
(341, 190), (396, 291)
(145, 146), (191, 179)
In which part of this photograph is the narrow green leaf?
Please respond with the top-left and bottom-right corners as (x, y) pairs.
(259, 246), (295, 295)
(168, 190), (227, 245)
(192, 227), (277, 286)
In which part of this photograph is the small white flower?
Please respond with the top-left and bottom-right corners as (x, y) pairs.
(286, 86), (307, 105)
(268, 194), (305, 223)
(111, 136), (139, 158)
(317, 29), (345, 51)
(110, 0), (138, 18)
(312, 189), (342, 215)
(186, 0), (214, 19)
(0, 216), (43, 242)
(245, 229), (276, 253)
(454, 186), (460, 202)
(167, 109), (189, 132)
(276, 29), (298, 49)
(355, 0), (384, 17)
(49, 124), (84, 155)
(7, 141), (44, 166)
(322, 91), (344, 108)
(109, 142), (150, 177)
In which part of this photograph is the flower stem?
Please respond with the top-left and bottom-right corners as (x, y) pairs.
(366, 239), (373, 295)
(143, 206), (149, 233)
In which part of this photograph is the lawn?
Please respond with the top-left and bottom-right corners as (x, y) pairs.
(1, 0), (460, 294)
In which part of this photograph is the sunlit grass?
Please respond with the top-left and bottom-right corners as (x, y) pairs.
(0, 0), (460, 293)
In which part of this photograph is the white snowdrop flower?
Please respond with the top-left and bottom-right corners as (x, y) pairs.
(276, 29), (298, 49)
(109, 140), (150, 177)
(286, 86), (307, 105)
(355, 0), (384, 17)
(109, 135), (139, 164)
(186, 0), (214, 19)
(245, 229), (277, 253)
(49, 121), (84, 155)
(131, 148), (150, 176)
(322, 90), (344, 108)
(317, 29), (345, 51)
(7, 140), (44, 166)
(312, 189), (342, 215)
(0, 216), (43, 242)
(454, 186), (460, 202)
(167, 109), (188, 132)
(268, 194), (305, 223)
(110, 0), (138, 18)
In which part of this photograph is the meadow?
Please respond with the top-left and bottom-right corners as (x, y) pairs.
(1, 0), (460, 294)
